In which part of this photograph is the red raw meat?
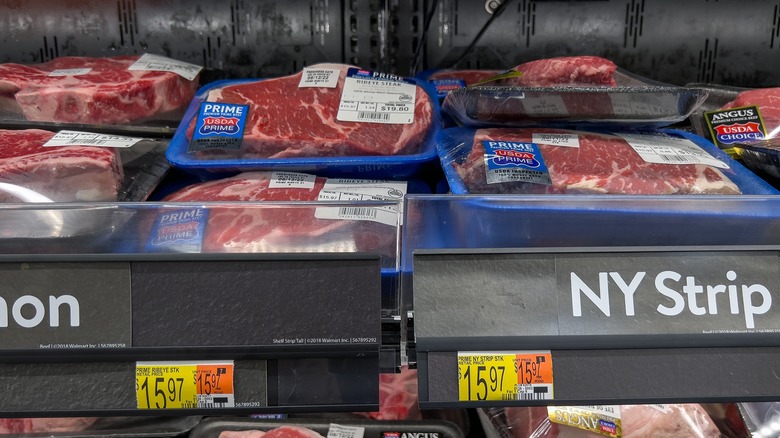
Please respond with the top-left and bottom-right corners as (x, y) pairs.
(453, 128), (740, 195)
(428, 70), (504, 86)
(163, 171), (394, 254)
(189, 64), (433, 158)
(0, 55), (198, 124)
(219, 426), (324, 438)
(219, 431), (267, 438)
(721, 88), (780, 137)
(0, 417), (97, 434)
(503, 56), (618, 87)
(361, 366), (421, 421)
(503, 405), (721, 437)
(0, 129), (123, 201)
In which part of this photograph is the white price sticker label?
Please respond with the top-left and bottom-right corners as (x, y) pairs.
(298, 67), (341, 88)
(521, 95), (569, 116)
(268, 171), (317, 189)
(315, 179), (407, 227)
(532, 133), (580, 148)
(43, 130), (143, 148)
(128, 53), (203, 81)
(327, 424), (365, 438)
(337, 68), (417, 124)
(48, 68), (92, 77)
(615, 132), (729, 169)
(610, 93), (679, 117)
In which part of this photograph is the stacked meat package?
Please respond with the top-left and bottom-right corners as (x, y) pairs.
(433, 55), (777, 196)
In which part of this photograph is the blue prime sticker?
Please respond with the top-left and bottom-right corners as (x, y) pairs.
(482, 140), (552, 186)
(432, 79), (466, 98)
(189, 102), (249, 151)
(347, 67), (415, 85)
(145, 208), (208, 252)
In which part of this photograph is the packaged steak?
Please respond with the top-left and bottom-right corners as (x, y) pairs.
(166, 64), (440, 179)
(441, 56), (708, 128)
(418, 69), (505, 99)
(140, 171), (417, 268)
(436, 127), (778, 195)
(0, 128), (170, 243)
(0, 54), (201, 133)
(692, 85), (780, 180)
(0, 128), (170, 203)
(483, 405), (725, 438)
(0, 415), (201, 436)
(187, 418), (465, 438)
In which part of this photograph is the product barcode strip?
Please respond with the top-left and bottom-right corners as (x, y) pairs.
(67, 138), (108, 145)
(357, 112), (390, 121)
(338, 207), (378, 218)
(659, 154), (699, 164)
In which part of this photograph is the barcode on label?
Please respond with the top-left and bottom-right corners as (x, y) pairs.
(659, 154), (700, 164)
(338, 207), (378, 219)
(513, 384), (552, 400)
(357, 112), (390, 121)
(68, 138), (109, 146)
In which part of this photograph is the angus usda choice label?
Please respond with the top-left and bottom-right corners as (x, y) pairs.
(547, 406), (622, 437)
(705, 105), (768, 156)
(337, 68), (416, 124)
(189, 102), (250, 151)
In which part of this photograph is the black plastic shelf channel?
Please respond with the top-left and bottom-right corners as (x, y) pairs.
(412, 246), (780, 408)
(0, 253), (382, 415)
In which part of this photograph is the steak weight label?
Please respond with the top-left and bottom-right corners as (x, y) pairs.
(337, 68), (416, 124)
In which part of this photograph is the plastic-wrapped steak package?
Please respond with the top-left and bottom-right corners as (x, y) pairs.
(435, 127), (778, 195)
(491, 405), (723, 438)
(0, 416), (202, 436)
(0, 54), (199, 127)
(357, 366), (422, 421)
(144, 171), (402, 263)
(441, 56), (707, 128)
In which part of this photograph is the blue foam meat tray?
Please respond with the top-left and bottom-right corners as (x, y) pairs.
(166, 77), (443, 180)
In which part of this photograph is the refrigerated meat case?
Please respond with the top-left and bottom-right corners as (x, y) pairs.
(1, 0), (780, 436)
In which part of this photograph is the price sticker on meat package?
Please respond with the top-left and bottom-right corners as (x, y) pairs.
(136, 361), (234, 409)
(458, 351), (553, 402)
(337, 68), (416, 124)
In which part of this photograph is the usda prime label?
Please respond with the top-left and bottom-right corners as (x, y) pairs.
(482, 140), (552, 186)
(705, 105), (767, 149)
(0, 262), (131, 349)
(145, 208), (208, 253)
(189, 102), (249, 151)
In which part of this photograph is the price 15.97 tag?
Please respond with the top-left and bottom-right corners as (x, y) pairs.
(136, 361), (235, 409)
(458, 351), (553, 402)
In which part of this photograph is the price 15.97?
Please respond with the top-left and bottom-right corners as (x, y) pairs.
(459, 365), (506, 401)
(136, 376), (186, 409)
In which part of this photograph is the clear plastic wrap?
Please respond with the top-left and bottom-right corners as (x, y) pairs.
(486, 405), (725, 438)
(690, 85), (780, 181)
(166, 64), (440, 179)
(0, 416), (202, 437)
(0, 55), (200, 133)
(440, 56), (707, 128)
(435, 127), (777, 195)
(739, 402), (780, 437)
(0, 127), (169, 208)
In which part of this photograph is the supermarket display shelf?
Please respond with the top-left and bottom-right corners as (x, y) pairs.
(403, 195), (780, 408)
(0, 253), (384, 415)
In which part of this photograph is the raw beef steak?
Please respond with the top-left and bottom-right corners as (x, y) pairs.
(360, 366), (421, 421)
(503, 405), (720, 437)
(453, 128), (740, 195)
(219, 426), (324, 438)
(0, 417), (97, 434)
(0, 129), (123, 202)
(0, 55), (198, 124)
(163, 171), (394, 254)
(190, 64), (433, 158)
(502, 56), (618, 87)
(721, 87), (780, 136)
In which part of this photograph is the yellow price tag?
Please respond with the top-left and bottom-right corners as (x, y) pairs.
(135, 361), (234, 409)
(458, 351), (553, 402)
